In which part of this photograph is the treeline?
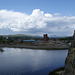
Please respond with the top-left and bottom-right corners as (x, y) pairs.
(57, 36), (73, 43)
(0, 34), (42, 43)
(49, 36), (73, 43)
(58, 36), (73, 40)
(0, 36), (13, 43)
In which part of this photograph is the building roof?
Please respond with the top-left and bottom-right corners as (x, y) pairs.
(23, 40), (35, 42)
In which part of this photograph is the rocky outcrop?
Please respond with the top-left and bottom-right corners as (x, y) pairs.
(64, 48), (75, 75)
(64, 30), (75, 75)
(0, 47), (4, 52)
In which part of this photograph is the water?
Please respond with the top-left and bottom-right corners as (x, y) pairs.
(0, 48), (68, 75)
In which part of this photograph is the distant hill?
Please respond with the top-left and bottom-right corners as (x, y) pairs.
(1, 34), (42, 40)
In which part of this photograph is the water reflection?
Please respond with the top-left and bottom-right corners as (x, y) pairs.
(0, 48), (68, 75)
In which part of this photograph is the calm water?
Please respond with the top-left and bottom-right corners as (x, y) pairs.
(0, 48), (68, 75)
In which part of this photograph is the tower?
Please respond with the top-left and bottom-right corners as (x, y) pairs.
(43, 34), (49, 41)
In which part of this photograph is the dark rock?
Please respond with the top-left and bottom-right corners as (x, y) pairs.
(0, 48), (4, 52)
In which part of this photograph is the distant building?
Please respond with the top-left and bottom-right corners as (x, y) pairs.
(22, 40), (36, 44)
(43, 34), (49, 41)
(13, 39), (22, 43)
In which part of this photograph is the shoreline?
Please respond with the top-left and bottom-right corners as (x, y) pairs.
(0, 44), (69, 50)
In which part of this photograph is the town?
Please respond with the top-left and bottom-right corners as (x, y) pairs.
(0, 34), (71, 50)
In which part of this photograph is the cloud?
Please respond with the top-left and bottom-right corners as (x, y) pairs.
(44, 13), (53, 17)
(54, 13), (61, 16)
(0, 9), (75, 36)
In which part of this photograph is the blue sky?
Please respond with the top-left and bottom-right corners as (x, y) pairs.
(0, 0), (75, 15)
(0, 0), (75, 36)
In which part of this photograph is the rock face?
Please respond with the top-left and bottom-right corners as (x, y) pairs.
(64, 48), (75, 75)
(64, 31), (75, 75)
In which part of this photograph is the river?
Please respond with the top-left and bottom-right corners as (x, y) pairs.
(0, 48), (68, 75)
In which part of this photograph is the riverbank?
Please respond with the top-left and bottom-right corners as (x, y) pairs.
(0, 44), (69, 50)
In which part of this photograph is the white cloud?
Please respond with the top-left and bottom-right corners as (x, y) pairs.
(54, 13), (61, 16)
(44, 13), (53, 17)
(0, 9), (75, 36)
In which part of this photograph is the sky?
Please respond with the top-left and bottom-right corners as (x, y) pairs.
(0, 0), (75, 36)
